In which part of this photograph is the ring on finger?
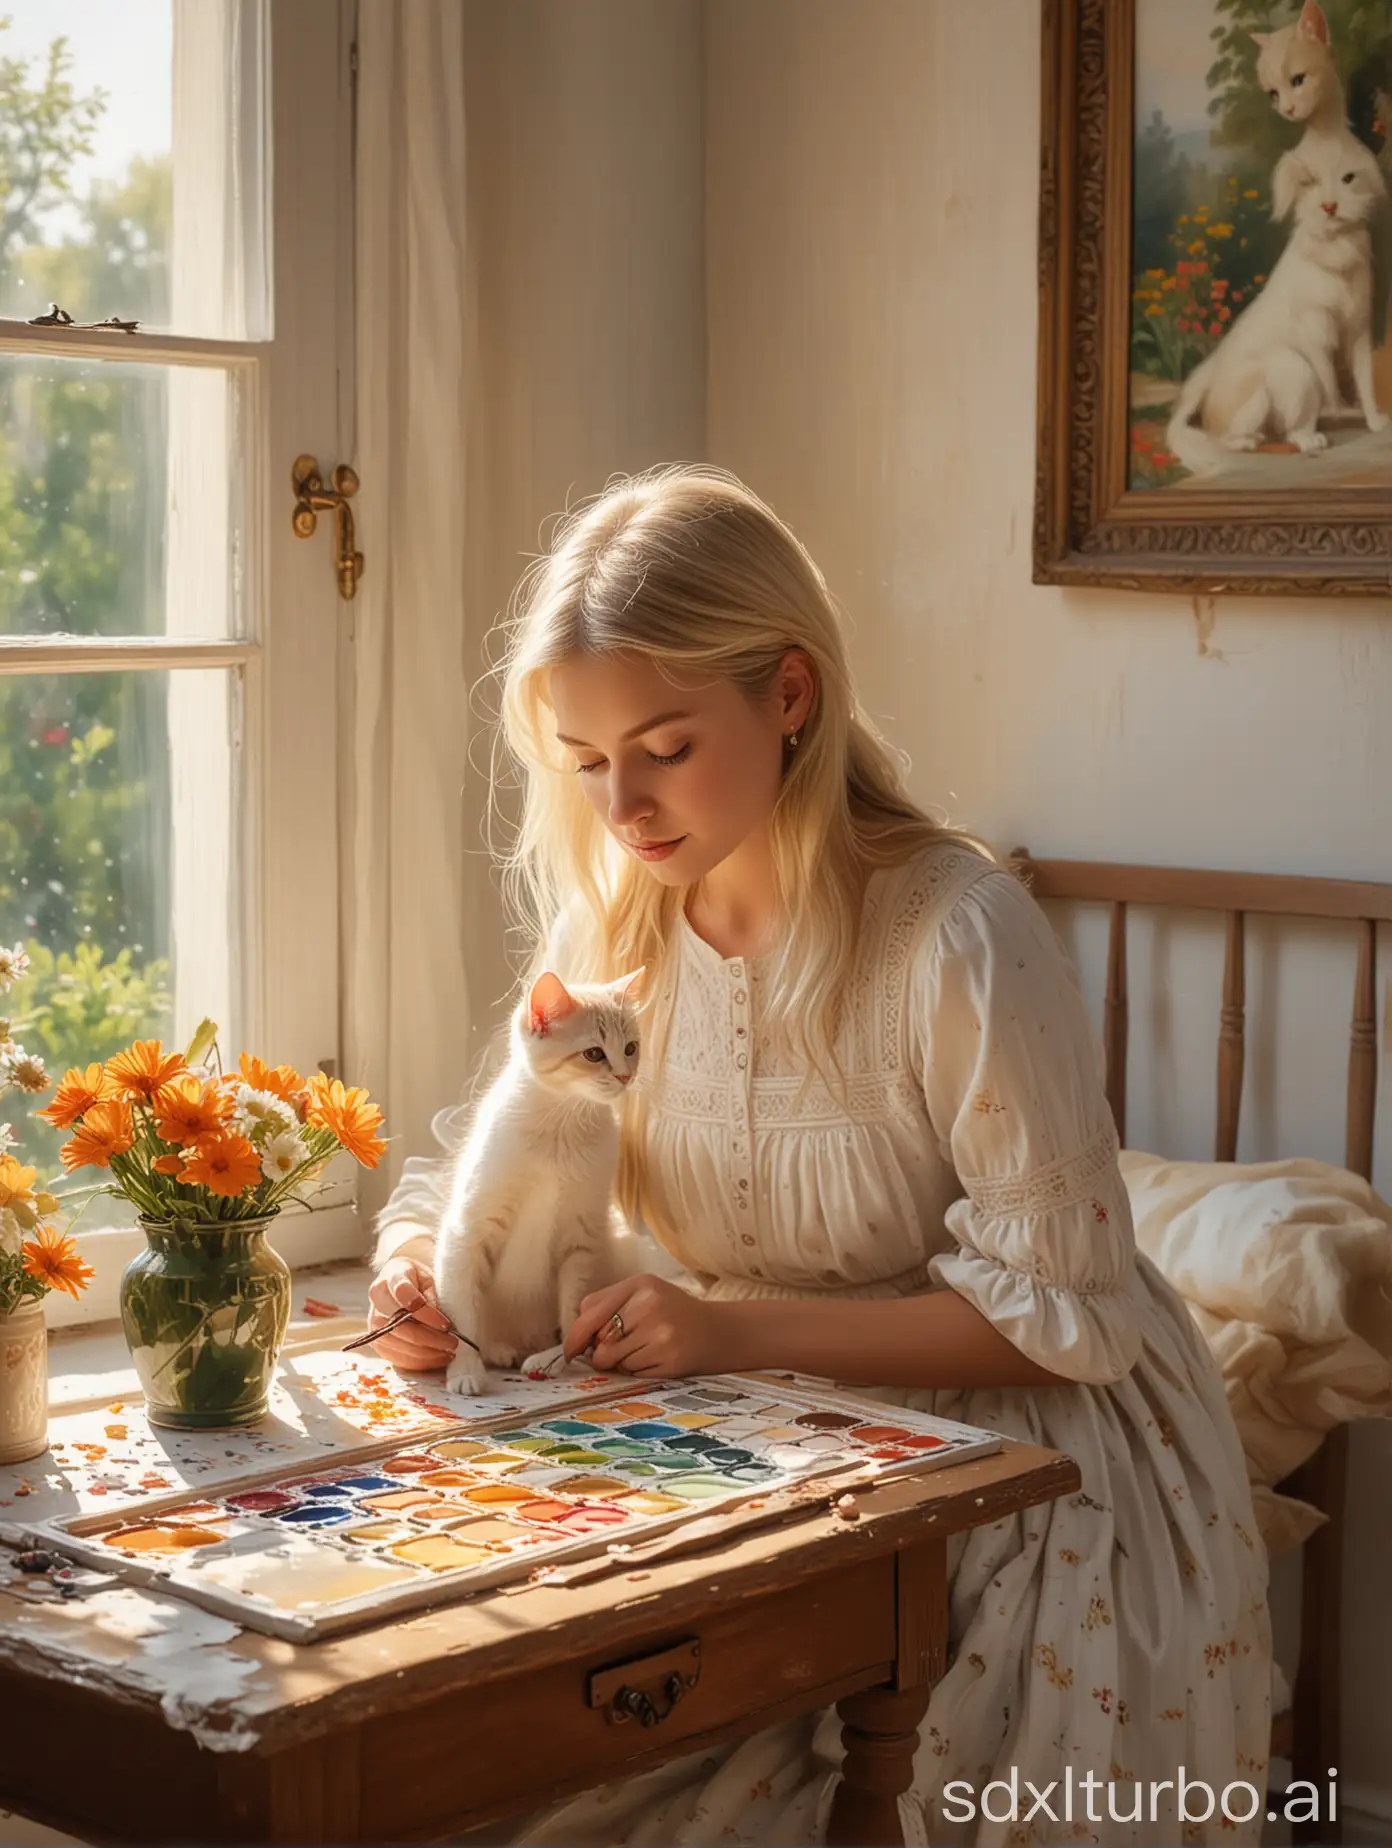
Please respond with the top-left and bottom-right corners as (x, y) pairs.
(606, 1309), (626, 1342)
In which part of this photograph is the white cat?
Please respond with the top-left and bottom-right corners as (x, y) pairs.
(436, 963), (646, 1395)
(1251, 1), (1344, 134)
(1166, 134), (1389, 474)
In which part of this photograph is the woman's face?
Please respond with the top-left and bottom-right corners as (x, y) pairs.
(548, 650), (807, 886)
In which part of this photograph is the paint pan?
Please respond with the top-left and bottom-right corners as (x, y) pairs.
(360, 1488), (443, 1513)
(662, 1474), (743, 1501)
(429, 1439), (490, 1462)
(549, 1502), (631, 1533)
(444, 1515), (547, 1550)
(550, 1474), (630, 1497)
(389, 1534), (496, 1573)
(189, 1535), (422, 1607)
(610, 1490), (687, 1516)
(461, 1482), (531, 1506)
(100, 1520), (231, 1555)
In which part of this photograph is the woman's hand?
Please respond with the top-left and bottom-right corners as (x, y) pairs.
(564, 1274), (729, 1379)
(366, 1257), (458, 1372)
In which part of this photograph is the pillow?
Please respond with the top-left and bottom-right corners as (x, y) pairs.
(1119, 1151), (1392, 1561)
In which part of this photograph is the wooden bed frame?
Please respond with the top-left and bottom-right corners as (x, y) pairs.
(1010, 850), (1391, 1848)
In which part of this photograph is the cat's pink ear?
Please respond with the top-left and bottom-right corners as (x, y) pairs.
(528, 971), (577, 1038)
(1248, 28), (1269, 47)
(1297, 0), (1329, 43)
(614, 965), (648, 1004)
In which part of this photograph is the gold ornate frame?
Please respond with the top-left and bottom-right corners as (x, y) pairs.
(1033, 0), (1392, 597)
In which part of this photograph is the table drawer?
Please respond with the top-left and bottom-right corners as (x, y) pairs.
(359, 1553), (899, 1838)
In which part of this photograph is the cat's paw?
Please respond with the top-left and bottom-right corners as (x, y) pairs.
(445, 1350), (489, 1397)
(1367, 408), (1390, 433)
(520, 1341), (567, 1379)
(1293, 429), (1328, 454)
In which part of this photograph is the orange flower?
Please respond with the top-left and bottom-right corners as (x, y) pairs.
(0, 1153), (37, 1210)
(152, 1153), (185, 1175)
(305, 1073), (386, 1169)
(22, 1227), (95, 1299)
(60, 1099), (136, 1172)
(180, 1131), (262, 1198)
(36, 1062), (115, 1129)
(104, 1039), (188, 1104)
(153, 1076), (231, 1148)
(237, 1053), (308, 1112)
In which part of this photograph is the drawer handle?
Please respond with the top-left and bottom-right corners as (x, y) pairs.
(588, 1638), (701, 1727)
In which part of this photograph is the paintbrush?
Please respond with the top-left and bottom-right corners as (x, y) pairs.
(341, 1302), (482, 1356)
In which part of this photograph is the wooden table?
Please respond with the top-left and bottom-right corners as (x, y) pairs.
(0, 1437), (1079, 1846)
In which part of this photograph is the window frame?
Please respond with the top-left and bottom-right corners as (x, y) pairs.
(0, 0), (365, 1326)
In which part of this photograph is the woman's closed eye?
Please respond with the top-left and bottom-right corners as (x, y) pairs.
(575, 743), (692, 775)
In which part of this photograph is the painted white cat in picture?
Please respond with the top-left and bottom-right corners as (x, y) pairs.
(1130, 0), (1392, 488)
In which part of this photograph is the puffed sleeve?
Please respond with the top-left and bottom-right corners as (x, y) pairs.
(372, 895), (587, 1269)
(908, 867), (1143, 1386)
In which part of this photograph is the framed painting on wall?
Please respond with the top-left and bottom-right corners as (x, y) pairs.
(1035, 0), (1392, 595)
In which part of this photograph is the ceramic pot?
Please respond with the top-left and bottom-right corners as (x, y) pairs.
(120, 1216), (291, 1430)
(0, 1297), (48, 1464)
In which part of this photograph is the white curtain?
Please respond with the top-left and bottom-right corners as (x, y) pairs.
(345, 1), (473, 1219)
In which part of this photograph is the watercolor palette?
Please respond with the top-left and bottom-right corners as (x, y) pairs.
(30, 1377), (1002, 1640)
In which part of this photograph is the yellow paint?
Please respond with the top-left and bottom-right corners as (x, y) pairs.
(610, 1491), (686, 1516)
(390, 1534), (495, 1572)
(667, 1412), (719, 1429)
(429, 1440), (488, 1461)
(463, 1482), (530, 1505)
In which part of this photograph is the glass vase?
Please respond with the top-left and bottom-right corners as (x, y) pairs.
(120, 1216), (291, 1430)
(0, 1297), (48, 1465)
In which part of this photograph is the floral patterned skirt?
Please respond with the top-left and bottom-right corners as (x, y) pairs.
(514, 1255), (1273, 1848)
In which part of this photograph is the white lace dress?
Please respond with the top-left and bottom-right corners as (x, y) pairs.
(387, 844), (1273, 1848)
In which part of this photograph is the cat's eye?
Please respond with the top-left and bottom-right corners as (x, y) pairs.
(1291, 72), (1305, 87)
(625, 1041), (638, 1056)
(1343, 171), (1356, 183)
(1268, 88), (1280, 101)
(581, 1047), (607, 1063)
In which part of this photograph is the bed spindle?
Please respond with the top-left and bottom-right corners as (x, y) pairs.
(1347, 919), (1377, 1183)
(1215, 911), (1245, 1163)
(1104, 902), (1128, 1145)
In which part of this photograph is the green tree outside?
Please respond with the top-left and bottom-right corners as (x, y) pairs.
(0, 22), (175, 1175)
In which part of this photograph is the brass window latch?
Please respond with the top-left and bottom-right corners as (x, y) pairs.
(291, 454), (364, 600)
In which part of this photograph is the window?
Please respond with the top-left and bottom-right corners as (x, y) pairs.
(0, 1), (360, 1326)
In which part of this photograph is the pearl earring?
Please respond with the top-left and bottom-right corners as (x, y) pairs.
(787, 729), (800, 751)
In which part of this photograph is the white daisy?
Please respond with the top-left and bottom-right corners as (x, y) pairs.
(0, 1122), (14, 1154)
(1, 1044), (47, 1094)
(261, 1130), (308, 1182)
(0, 945), (29, 991)
(230, 1084), (295, 1142)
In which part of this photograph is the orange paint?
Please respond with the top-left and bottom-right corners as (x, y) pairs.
(102, 1521), (228, 1555)
(463, 1483), (531, 1506)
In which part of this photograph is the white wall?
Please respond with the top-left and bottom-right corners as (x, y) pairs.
(458, 0), (707, 1038)
(705, 0), (1391, 1826)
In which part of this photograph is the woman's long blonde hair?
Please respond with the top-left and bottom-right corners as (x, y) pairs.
(483, 463), (996, 1252)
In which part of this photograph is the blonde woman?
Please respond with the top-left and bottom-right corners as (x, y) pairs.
(368, 466), (1271, 1846)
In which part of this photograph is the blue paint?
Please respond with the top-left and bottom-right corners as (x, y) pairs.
(331, 1475), (398, 1493)
(302, 1483), (354, 1498)
(617, 1422), (683, 1439)
(275, 1503), (354, 1526)
(540, 1419), (598, 1436)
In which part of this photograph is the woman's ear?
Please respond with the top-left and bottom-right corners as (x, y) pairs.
(528, 971), (577, 1038)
